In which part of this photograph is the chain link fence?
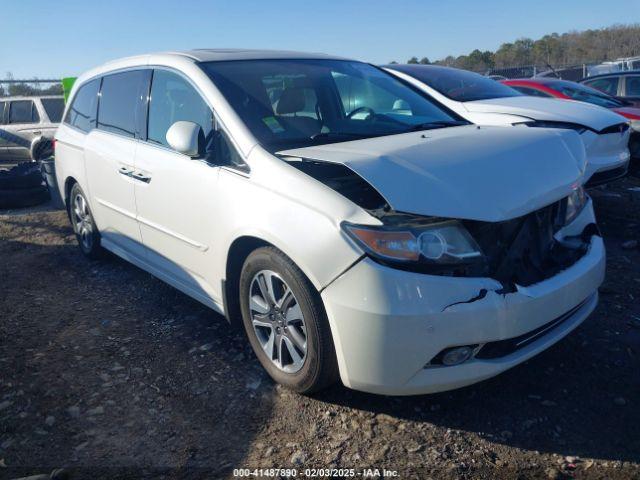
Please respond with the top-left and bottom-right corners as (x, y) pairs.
(0, 79), (62, 97)
(486, 56), (640, 80)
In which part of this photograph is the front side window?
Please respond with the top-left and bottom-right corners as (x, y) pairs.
(147, 69), (213, 147)
(9, 100), (39, 124)
(41, 98), (65, 123)
(388, 65), (522, 102)
(97, 70), (147, 138)
(65, 79), (100, 132)
(625, 76), (640, 96)
(583, 77), (619, 96)
(201, 59), (466, 151)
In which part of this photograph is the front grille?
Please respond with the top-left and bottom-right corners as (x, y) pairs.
(463, 200), (591, 288)
(475, 295), (592, 359)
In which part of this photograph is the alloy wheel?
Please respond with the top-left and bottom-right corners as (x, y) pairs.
(249, 270), (307, 373)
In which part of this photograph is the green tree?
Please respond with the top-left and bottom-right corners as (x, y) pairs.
(407, 56), (419, 64)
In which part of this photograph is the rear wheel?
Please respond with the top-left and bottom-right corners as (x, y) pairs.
(239, 247), (338, 394)
(69, 183), (103, 259)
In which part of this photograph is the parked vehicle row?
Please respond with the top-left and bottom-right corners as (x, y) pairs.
(53, 50), (608, 396)
(501, 78), (640, 162)
(383, 64), (632, 185)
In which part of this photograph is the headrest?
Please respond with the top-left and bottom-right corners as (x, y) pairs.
(276, 87), (306, 114)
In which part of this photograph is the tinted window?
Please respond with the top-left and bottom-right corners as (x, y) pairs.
(626, 76), (640, 96)
(9, 100), (39, 124)
(202, 59), (465, 151)
(98, 70), (147, 138)
(583, 77), (619, 96)
(387, 65), (522, 101)
(65, 79), (100, 132)
(555, 82), (623, 108)
(511, 86), (553, 98)
(0, 101), (6, 124)
(147, 69), (213, 147)
(41, 98), (65, 123)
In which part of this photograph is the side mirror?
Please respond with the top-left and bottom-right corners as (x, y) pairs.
(166, 121), (204, 157)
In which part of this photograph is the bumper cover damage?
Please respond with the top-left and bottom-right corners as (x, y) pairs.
(321, 202), (605, 395)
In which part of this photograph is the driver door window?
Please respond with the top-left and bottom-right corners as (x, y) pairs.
(147, 70), (213, 148)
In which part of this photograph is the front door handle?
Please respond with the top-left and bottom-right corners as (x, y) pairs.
(131, 172), (152, 183)
(118, 166), (134, 177)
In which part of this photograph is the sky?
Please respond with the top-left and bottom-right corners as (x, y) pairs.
(3, 0), (640, 79)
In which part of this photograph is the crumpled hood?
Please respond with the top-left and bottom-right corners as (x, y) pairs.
(279, 125), (586, 222)
(464, 96), (627, 132)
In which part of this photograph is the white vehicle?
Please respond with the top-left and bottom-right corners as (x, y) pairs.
(384, 64), (631, 186)
(55, 50), (604, 395)
(0, 95), (64, 161)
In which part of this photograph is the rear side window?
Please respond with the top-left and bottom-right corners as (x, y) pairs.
(98, 70), (147, 138)
(65, 79), (100, 132)
(584, 77), (619, 96)
(0, 102), (6, 124)
(147, 69), (213, 147)
(625, 76), (640, 96)
(41, 98), (65, 123)
(9, 100), (39, 124)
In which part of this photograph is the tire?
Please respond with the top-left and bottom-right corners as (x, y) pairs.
(0, 162), (43, 190)
(0, 185), (49, 209)
(239, 247), (339, 394)
(69, 183), (103, 259)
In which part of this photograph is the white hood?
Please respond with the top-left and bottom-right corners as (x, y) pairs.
(463, 96), (626, 132)
(279, 125), (586, 222)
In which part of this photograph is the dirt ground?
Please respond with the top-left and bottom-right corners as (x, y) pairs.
(0, 176), (639, 480)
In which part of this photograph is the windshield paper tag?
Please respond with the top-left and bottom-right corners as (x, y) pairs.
(262, 116), (285, 133)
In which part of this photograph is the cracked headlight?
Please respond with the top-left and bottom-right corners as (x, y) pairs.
(564, 186), (587, 225)
(342, 219), (483, 265)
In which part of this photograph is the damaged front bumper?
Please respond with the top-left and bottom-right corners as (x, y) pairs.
(321, 202), (605, 395)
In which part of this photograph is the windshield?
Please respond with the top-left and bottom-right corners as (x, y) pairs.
(201, 59), (466, 151)
(387, 65), (522, 102)
(552, 81), (624, 108)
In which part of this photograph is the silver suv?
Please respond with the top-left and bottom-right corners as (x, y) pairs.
(0, 95), (64, 161)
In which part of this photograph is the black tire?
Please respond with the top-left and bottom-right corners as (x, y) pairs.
(0, 185), (49, 209)
(0, 162), (43, 190)
(69, 183), (103, 259)
(239, 247), (339, 394)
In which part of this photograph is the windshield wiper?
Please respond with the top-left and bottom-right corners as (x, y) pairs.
(407, 120), (469, 132)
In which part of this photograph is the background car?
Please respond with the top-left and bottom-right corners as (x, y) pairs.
(0, 95), (64, 162)
(503, 78), (640, 163)
(579, 71), (640, 108)
(383, 64), (631, 186)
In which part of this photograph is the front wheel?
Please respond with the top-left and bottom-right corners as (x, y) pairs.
(239, 247), (338, 394)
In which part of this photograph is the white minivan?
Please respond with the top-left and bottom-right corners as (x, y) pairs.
(55, 50), (605, 395)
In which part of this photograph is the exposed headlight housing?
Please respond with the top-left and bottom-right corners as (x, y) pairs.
(563, 186), (588, 225)
(342, 218), (483, 267)
(513, 120), (588, 134)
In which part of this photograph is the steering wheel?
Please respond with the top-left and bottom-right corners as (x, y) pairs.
(347, 106), (375, 121)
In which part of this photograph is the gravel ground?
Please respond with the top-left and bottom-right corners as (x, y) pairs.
(0, 177), (639, 480)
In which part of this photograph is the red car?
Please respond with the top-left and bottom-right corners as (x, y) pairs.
(502, 78), (640, 162)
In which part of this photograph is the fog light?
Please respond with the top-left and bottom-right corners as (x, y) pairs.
(441, 346), (473, 366)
